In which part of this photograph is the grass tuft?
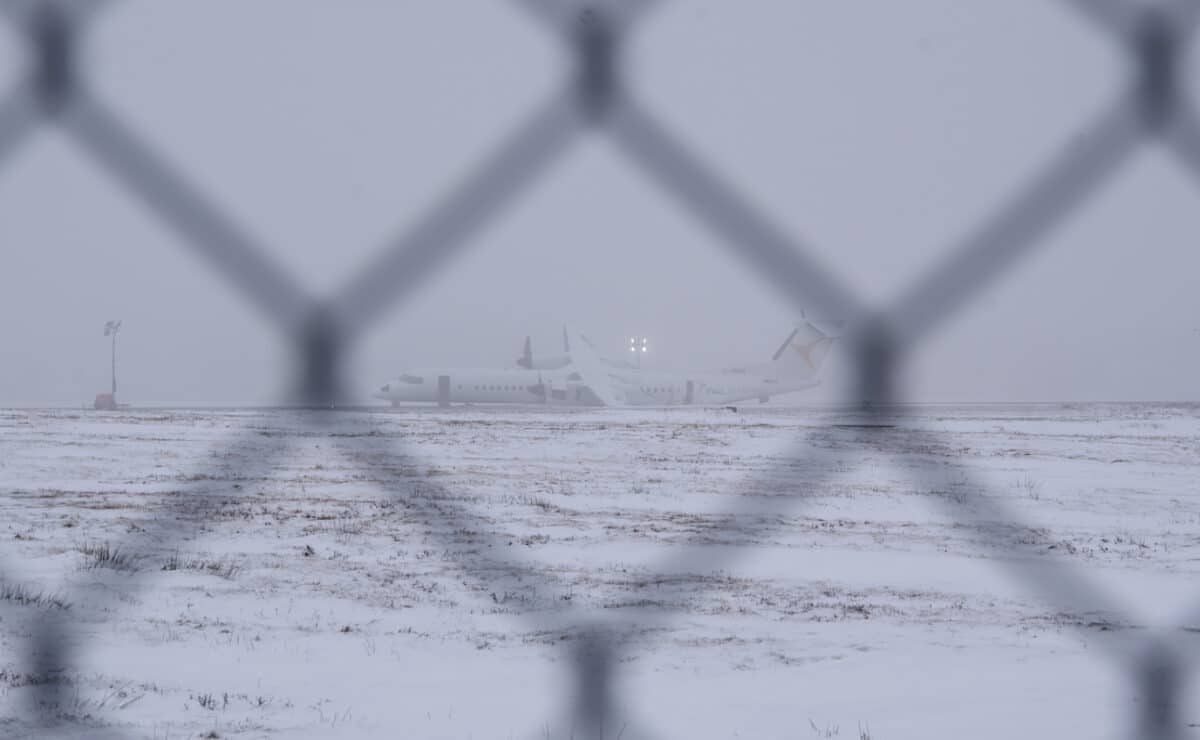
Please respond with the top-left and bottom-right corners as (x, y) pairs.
(0, 581), (70, 609)
(162, 551), (240, 579)
(77, 541), (138, 572)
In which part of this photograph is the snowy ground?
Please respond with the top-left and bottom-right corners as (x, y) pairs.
(0, 403), (1198, 739)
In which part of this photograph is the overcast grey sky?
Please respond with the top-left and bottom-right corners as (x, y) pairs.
(1, 0), (1198, 406)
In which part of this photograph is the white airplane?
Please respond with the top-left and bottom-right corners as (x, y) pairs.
(373, 320), (839, 407)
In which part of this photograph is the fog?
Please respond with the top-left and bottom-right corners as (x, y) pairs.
(2, 0), (1198, 407)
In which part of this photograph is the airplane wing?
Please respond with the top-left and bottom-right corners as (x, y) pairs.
(564, 327), (625, 406)
(576, 329), (637, 370)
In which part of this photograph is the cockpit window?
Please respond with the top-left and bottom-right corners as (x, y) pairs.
(380, 384), (390, 393)
(400, 374), (424, 384)
(567, 372), (582, 381)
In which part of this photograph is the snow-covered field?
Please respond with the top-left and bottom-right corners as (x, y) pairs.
(0, 403), (1198, 739)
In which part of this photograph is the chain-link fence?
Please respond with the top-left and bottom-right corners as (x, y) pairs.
(2, 0), (1198, 737)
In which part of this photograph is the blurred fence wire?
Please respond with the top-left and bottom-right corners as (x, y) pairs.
(1, 0), (1198, 737)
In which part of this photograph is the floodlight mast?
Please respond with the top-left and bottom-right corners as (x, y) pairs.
(104, 320), (122, 397)
(628, 336), (649, 369)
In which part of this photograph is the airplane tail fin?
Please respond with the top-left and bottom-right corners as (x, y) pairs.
(770, 319), (842, 380)
(516, 336), (533, 369)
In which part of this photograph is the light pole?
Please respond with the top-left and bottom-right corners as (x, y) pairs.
(104, 320), (122, 398)
(628, 336), (648, 369)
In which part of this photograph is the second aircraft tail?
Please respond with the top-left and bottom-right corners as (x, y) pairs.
(768, 319), (842, 381)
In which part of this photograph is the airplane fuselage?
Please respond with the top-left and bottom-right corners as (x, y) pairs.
(605, 368), (818, 406)
(374, 366), (816, 406)
(374, 368), (601, 406)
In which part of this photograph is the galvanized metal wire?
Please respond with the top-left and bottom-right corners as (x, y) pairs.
(1, 1), (1197, 737)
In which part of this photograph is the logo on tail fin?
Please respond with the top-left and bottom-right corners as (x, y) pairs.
(791, 335), (833, 371)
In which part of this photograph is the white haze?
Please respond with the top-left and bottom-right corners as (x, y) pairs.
(1, 0), (1198, 407)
